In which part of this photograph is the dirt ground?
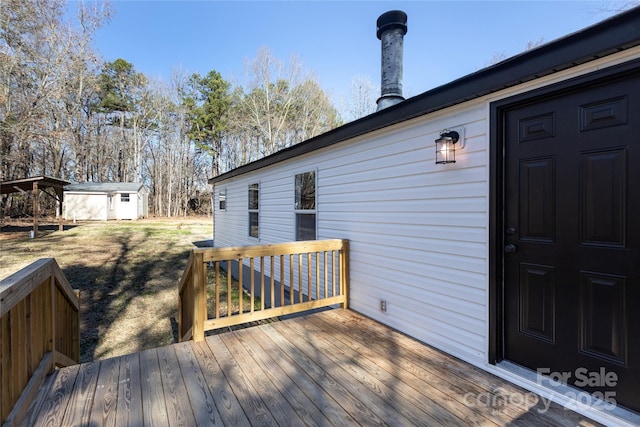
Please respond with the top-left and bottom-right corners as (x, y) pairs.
(0, 216), (212, 362)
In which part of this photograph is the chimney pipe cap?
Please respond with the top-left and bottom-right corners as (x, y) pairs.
(376, 10), (408, 39)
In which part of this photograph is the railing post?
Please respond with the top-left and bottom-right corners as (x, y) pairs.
(48, 274), (56, 372)
(73, 289), (80, 362)
(192, 251), (206, 342)
(340, 240), (350, 309)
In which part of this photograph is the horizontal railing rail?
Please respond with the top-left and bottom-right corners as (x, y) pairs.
(0, 258), (80, 426)
(178, 239), (349, 342)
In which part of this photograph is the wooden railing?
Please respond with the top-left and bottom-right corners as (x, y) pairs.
(178, 239), (349, 342)
(0, 258), (80, 426)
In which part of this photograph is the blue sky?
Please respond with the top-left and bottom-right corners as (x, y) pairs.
(83, 1), (622, 107)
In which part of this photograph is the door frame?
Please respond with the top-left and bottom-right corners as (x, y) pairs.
(488, 58), (640, 365)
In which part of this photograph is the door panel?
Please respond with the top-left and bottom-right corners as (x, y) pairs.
(580, 148), (626, 247)
(519, 263), (556, 343)
(519, 158), (555, 242)
(503, 71), (640, 413)
(579, 271), (627, 365)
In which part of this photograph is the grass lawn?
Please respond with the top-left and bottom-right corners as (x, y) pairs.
(1, 217), (212, 362)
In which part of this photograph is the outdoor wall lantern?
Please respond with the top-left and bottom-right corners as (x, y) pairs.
(435, 130), (460, 164)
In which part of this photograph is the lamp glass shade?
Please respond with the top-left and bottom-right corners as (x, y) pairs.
(435, 136), (456, 164)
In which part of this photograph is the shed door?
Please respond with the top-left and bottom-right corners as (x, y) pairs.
(503, 71), (640, 413)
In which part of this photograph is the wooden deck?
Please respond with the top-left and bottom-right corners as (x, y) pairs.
(23, 309), (601, 426)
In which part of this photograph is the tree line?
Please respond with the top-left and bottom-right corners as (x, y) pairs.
(1, 0), (376, 217)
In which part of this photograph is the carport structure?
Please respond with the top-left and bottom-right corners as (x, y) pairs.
(0, 176), (70, 237)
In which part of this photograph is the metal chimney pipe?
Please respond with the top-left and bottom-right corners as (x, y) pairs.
(376, 10), (408, 111)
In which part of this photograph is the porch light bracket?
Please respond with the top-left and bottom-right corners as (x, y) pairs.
(435, 129), (460, 164)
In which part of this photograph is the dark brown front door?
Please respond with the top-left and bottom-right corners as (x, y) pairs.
(503, 69), (640, 413)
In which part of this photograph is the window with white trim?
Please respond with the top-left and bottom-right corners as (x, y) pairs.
(294, 171), (316, 240)
(121, 193), (130, 202)
(219, 189), (227, 211)
(248, 183), (259, 238)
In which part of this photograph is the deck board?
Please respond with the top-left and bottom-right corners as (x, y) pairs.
(245, 326), (357, 426)
(29, 362), (79, 426)
(219, 331), (307, 426)
(89, 356), (119, 426)
(174, 341), (223, 426)
(262, 322), (388, 426)
(22, 309), (603, 426)
(271, 318), (428, 426)
(294, 311), (477, 426)
(224, 330), (329, 427)
(138, 348), (169, 426)
(325, 308), (551, 423)
(157, 345), (197, 427)
(115, 353), (143, 427)
(232, 328), (333, 427)
(191, 339), (250, 426)
(306, 311), (501, 426)
(61, 360), (100, 426)
(206, 334), (277, 426)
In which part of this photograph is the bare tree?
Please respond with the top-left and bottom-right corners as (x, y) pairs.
(226, 47), (340, 167)
(289, 79), (341, 143)
(339, 74), (378, 123)
(1, 1), (344, 217)
(237, 47), (303, 156)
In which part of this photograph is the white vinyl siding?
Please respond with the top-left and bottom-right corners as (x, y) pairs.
(213, 103), (489, 363)
(211, 50), (640, 368)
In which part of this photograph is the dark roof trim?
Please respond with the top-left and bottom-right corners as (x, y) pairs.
(209, 6), (640, 185)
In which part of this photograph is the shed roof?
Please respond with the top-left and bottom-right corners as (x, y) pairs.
(64, 182), (146, 193)
(0, 176), (70, 195)
(209, 6), (640, 185)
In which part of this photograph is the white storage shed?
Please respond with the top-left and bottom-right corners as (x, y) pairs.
(64, 182), (149, 221)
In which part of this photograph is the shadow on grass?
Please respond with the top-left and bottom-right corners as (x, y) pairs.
(62, 234), (196, 362)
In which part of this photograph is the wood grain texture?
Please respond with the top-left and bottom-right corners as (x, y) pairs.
(282, 316), (454, 426)
(219, 331), (305, 426)
(174, 341), (222, 426)
(29, 362), (79, 426)
(1, 259), (79, 426)
(23, 309), (605, 427)
(156, 345), (197, 427)
(205, 335), (277, 426)
(260, 323), (388, 426)
(271, 320), (416, 426)
(309, 311), (501, 426)
(191, 339), (250, 426)
(61, 360), (100, 426)
(231, 328), (332, 427)
(139, 348), (169, 427)
(199, 239), (347, 262)
(4, 352), (54, 427)
(89, 357), (119, 427)
(0, 259), (51, 317)
(244, 326), (356, 427)
(115, 353), (143, 427)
